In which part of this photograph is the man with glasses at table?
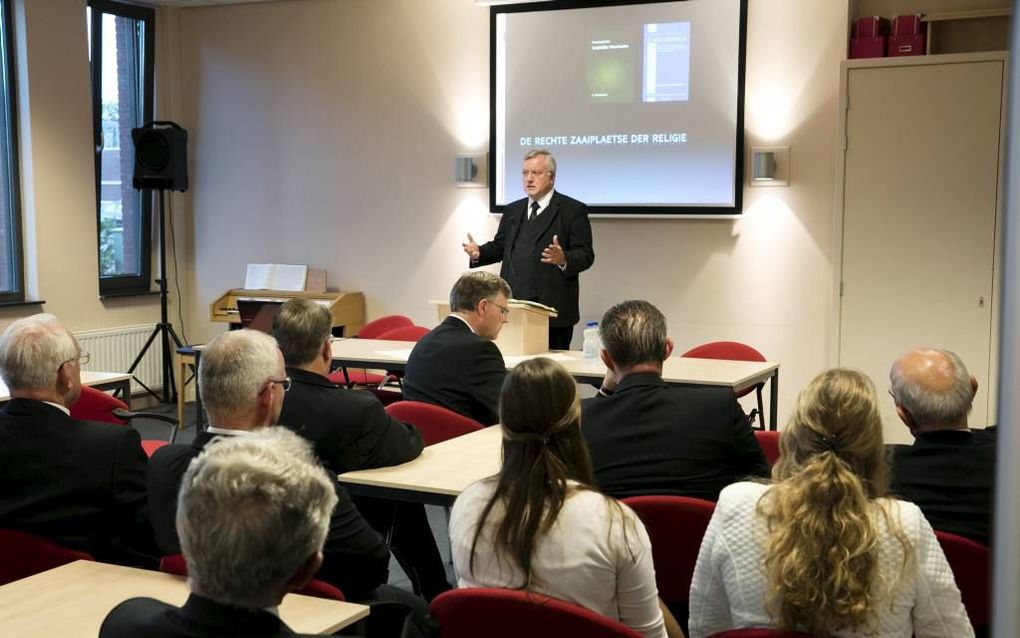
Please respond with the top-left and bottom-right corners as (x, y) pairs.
(461, 149), (594, 350)
(146, 329), (427, 621)
(0, 313), (157, 566)
(403, 272), (511, 426)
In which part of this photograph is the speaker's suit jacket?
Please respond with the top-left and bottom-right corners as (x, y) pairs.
(0, 398), (156, 564)
(473, 191), (594, 328)
(147, 430), (391, 598)
(100, 594), (318, 638)
(889, 428), (996, 546)
(402, 316), (506, 426)
(581, 373), (770, 501)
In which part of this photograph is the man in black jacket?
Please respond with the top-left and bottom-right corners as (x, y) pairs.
(0, 313), (156, 566)
(273, 297), (450, 600)
(102, 428), (336, 638)
(888, 348), (996, 545)
(403, 272), (511, 426)
(581, 300), (769, 501)
(462, 149), (594, 350)
(146, 330), (425, 620)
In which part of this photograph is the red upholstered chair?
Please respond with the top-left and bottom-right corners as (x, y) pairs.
(70, 386), (174, 457)
(385, 400), (484, 446)
(681, 341), (768, 429)
(935, 530), (989, 634)
(622, 495), (715, 628)
(430, 588), (643, 638)
(159, 554), (345, 601)
(330, 315), (416, 387)
(708, 630), (814, 637)
(0, 528), (94, 585)
(754, 429), (781, 467)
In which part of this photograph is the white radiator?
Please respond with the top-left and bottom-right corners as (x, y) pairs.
(74, 324), (163, 395)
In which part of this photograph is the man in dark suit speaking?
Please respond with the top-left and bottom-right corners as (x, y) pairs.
(462, 149), (594, 350)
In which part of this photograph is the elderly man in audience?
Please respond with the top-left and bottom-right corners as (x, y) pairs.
(582, 300), (768, 500)
(273, 298), (450, 600)
(888, 347), (996, 545)
(402, 272), (511, 425)
(0, 313), (156, 565)
(101, 428), (335, 637)
(146, 330), (428, 623)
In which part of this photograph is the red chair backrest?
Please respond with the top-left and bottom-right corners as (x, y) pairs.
(356, 315), (414, 339)
(69, 386), (128, 424)
(754, 430), (781, 467)
(0, 529), (94, 585)
(376, 325), (430, 342)
(430, 588), (643, 638)
(621, 496), (715, 608)
(935, 530), (989, 633)
(386, 400), (484, 446)
(708, 630), (814, 637)
(681, 341), (767, 399)
(159, 553), (345, 601)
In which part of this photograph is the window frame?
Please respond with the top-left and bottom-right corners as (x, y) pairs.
(89, 0), (155, 297)
(0, 0), (24, 304)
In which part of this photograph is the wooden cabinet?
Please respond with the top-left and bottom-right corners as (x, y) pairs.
(835, 52), (1007, 443)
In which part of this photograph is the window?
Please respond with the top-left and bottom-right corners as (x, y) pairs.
(0, 0), (23, 303)
(88, 0), (154, 296)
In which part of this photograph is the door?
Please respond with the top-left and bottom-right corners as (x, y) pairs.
(839, 57), (1004, 444)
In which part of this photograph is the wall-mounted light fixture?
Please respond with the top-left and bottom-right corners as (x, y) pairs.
(749, 146), (790, 186)
(455, 153), (488, 188)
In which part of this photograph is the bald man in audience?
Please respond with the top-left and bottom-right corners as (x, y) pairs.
(101, 428), (336, 638)
(889, 348), (996, 545)
(0, 313), (156, 566)
(146, 330), (429, 624)
(402, 272), (511, 425)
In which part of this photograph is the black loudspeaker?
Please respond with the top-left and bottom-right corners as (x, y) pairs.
(132, 121), (189, 192)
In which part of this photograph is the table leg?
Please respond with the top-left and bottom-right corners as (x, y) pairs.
(769, 369), (779, 431)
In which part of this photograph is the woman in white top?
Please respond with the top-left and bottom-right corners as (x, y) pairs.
(449, 357), (683, 638)
(688, 369), (973, 638)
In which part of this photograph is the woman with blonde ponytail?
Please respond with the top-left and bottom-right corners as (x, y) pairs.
(449, 357), (684, 638)
(688, 369), (972, 637)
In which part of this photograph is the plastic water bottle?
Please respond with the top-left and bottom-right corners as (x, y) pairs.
(582, 321), (599, 358)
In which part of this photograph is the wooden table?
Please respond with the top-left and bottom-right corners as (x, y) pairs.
(338, 425), (503, 506)
(332, 338), (781, 429)
(0, 560), (369, 637)
(0, 371), (133, 408)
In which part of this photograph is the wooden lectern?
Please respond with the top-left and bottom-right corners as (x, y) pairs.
(430, 299), (557, 355)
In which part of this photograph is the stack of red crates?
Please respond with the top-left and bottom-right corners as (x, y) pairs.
(850, 16), (889, 58)
(889, 14), (925, 56)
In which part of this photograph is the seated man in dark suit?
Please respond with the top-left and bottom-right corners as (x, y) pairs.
(581, 300), (769, 501)
(101, 427), (336, 638)
(0, 313), (155, 566)
(889, 348), (996, 545)
(274, 298), (450, 600)
(146, 330), (426, 623)
(402, 272), (511, 425)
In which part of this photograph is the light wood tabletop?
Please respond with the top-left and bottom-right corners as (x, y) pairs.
(331, 338), (780, 427)
(0, 371), (133, 405)
(0, 561), (369, 637)
(338, 424), (504, 506)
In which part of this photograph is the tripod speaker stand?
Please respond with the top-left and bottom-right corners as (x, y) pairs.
(126, 121), (189, 404)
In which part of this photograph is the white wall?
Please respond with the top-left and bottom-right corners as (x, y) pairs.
(175, 0), (849, 425)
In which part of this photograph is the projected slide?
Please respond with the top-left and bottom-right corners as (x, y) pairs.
(493, 0), (744, 213)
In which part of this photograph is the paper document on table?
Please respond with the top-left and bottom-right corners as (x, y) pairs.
(503, 352), (575, 366)
(244, 263), (308, 291)
(376, 348), (414, 359)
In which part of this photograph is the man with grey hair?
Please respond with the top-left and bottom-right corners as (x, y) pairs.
(146, 330), (403, 606)
(0, 313), (155, 565)
(889, 347), (996, 545)
(581, 300), (768, 502)
(274, 298), (451, 600)
(403, 272), (511, 425)
(101, 428), (336, 637)
(462, 148), (594, 350)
